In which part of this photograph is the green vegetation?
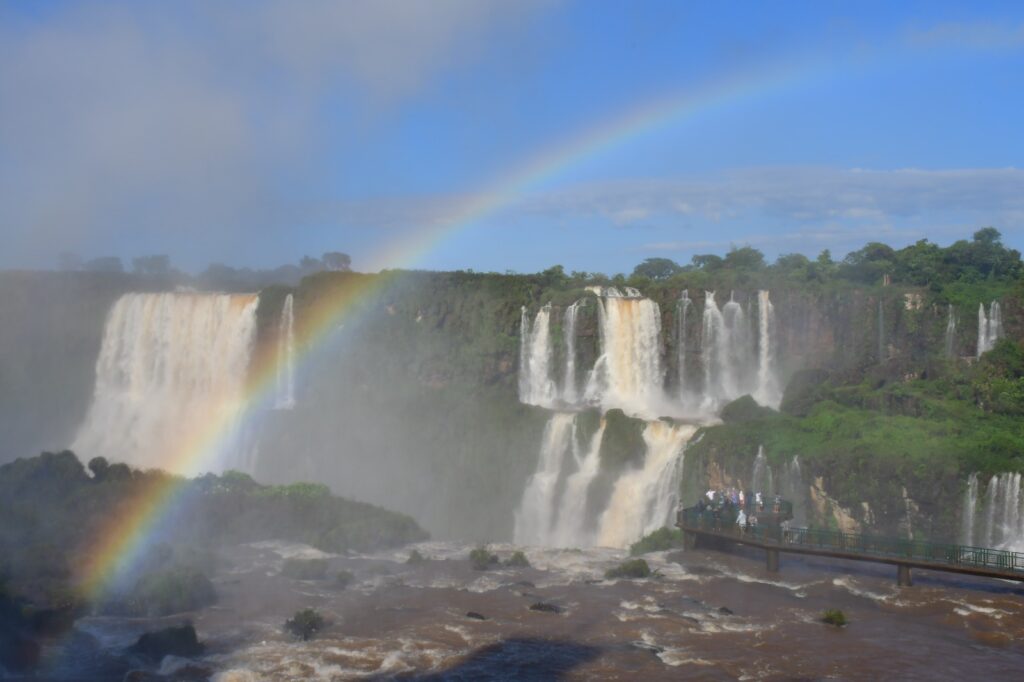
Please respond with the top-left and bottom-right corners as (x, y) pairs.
(469, 546), (501, 571)
(281, 558), (329, 580)
(104, 566), (216, 617)
(629, 528), (684, 556)
(823, 608), (848, 627)
(284, 608), (326, 641)
(505, 551), (531, 568)
(604, 558), (654, 579)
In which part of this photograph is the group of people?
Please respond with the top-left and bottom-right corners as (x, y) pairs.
(693, 487), (783, 532)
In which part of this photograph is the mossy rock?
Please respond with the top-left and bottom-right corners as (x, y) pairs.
(780, 369), (831, 416)
(599, 409), (647, 471)
(281, 558), (329, 580)
(605, 558), (653, 579)
(128, 624), (204, 660)
(720, 395), (775, 423)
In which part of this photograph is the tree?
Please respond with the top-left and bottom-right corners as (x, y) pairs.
(132, 255), (171, 277)
(723, 246), (766, 271)
(632, 257), (682, 280)
(82, 257), (124, 273)
(692, 254), (724, 270)
(321, 252), (351, 271)
(57, 252), (82, 271)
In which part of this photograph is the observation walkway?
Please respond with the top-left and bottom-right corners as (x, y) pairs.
(676, 507), (1024, 586)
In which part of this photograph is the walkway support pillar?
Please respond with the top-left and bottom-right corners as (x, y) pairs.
(897, 564), (912, 587)
(766, 548), (780, 573)
(683, 530), (697, 551)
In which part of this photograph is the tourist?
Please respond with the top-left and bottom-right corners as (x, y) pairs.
(736, 509), (747, 533)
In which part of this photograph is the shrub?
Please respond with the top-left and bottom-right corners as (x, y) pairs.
(110, 567), (216, 617)
(629, 527), (684, 555)
(281, 558), (328, 580)
(284, 608), (325, 641)
(504, 551), (530, 568)
(469, 546), (500, 571)
(334, 570), (354, 589)
(823, 608), (848, 626)
(604, 558), (653, 579)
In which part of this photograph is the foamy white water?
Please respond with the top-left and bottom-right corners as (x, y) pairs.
(274, 293), (296, 410)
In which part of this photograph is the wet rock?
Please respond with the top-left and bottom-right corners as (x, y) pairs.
(466, 611), (487, 621)
(681, 616), (700, 625)
(128, 624), (204, 660)
(0, 631), (41, 672)
(717, 606), (734, 615)
(123, 671), (163, 682)
(630, 640), (664, 655)
(512, 580), (536, 588)
(529, 602), (563, 614)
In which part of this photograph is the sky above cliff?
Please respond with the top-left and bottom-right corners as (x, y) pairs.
(2, 1), (1024, 275)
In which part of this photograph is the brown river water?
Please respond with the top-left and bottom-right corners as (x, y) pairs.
(43, 540), (1024, 680)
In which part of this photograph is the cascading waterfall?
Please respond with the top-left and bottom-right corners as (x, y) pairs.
(595, 422), (696, 548)
(944, 304), (957, 358)
(753, 290), (781, 407)
(516, 285), (793, 549)
(72, 292), (259, 473)
(274, 294), (296, 410)
(513, 413), (576, 545)
(962, 472), (1023, 550)
(550, 421), (607, 546)
(587, 293), (664, 416)
(675, 290), (692, 397)
(977, 301), (1003, 357)
(562, 300), (583, 404)
(518, 304), (557, 407)
(751, 445), (774, 497)
(780, 456), (806, 525)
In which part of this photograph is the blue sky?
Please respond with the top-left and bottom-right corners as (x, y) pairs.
(2, 1), (1023, 274)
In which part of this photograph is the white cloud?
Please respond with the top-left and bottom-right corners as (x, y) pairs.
(0, 1), (552, 267)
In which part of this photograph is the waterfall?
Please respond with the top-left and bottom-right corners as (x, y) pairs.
(550, 421), (607, 546)
(72, 292), (259, 473)
(977, 301), (1003, 357)
(962, 473), (978, 546)
(595, 422), (696, 548)
(944, 304), (957, 358)
(751, 445), (774, 496)
(274, 294), (296, 410)
(562, 300), (583, 404)
(781, 456), (806, 525)
(513, 413), (576, 545)
(588, 293), (664, 416)
(965, 472), (1024, 550)
(701, 292), (731, 405)
(753, 290), (781, 408)
(519, 304), (557, 407)
(675, 291), (692, 397)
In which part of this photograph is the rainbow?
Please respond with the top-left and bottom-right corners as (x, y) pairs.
(78, 61), (815, 598)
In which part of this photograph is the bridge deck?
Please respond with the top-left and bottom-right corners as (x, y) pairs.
(677, 510), (1024, 584)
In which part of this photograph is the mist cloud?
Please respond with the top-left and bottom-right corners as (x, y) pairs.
(0, 1), (550, 268)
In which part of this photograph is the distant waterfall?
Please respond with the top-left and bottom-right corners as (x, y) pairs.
(944, 304), (957, 358)
(595, 422), (696, 548)
(753, 290), (781, 408)
(962, 473), (978, 546)
(587, 293), (664, 416)
(519, 304), (557, 407)
(513, 413), (576, 545)
(72, 293), (259, 473)
(702, 292), (755, 408)
(961, 472), (1023, 550)
(751, 445), (774, 496)
(780, 456), (806, 525)
(550, 421), (607, 546)
(274, 294), (296, 410)
(675, 291), (692, 397)
(977, 301), (1003, 357)
(562, 300), (583, 404)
